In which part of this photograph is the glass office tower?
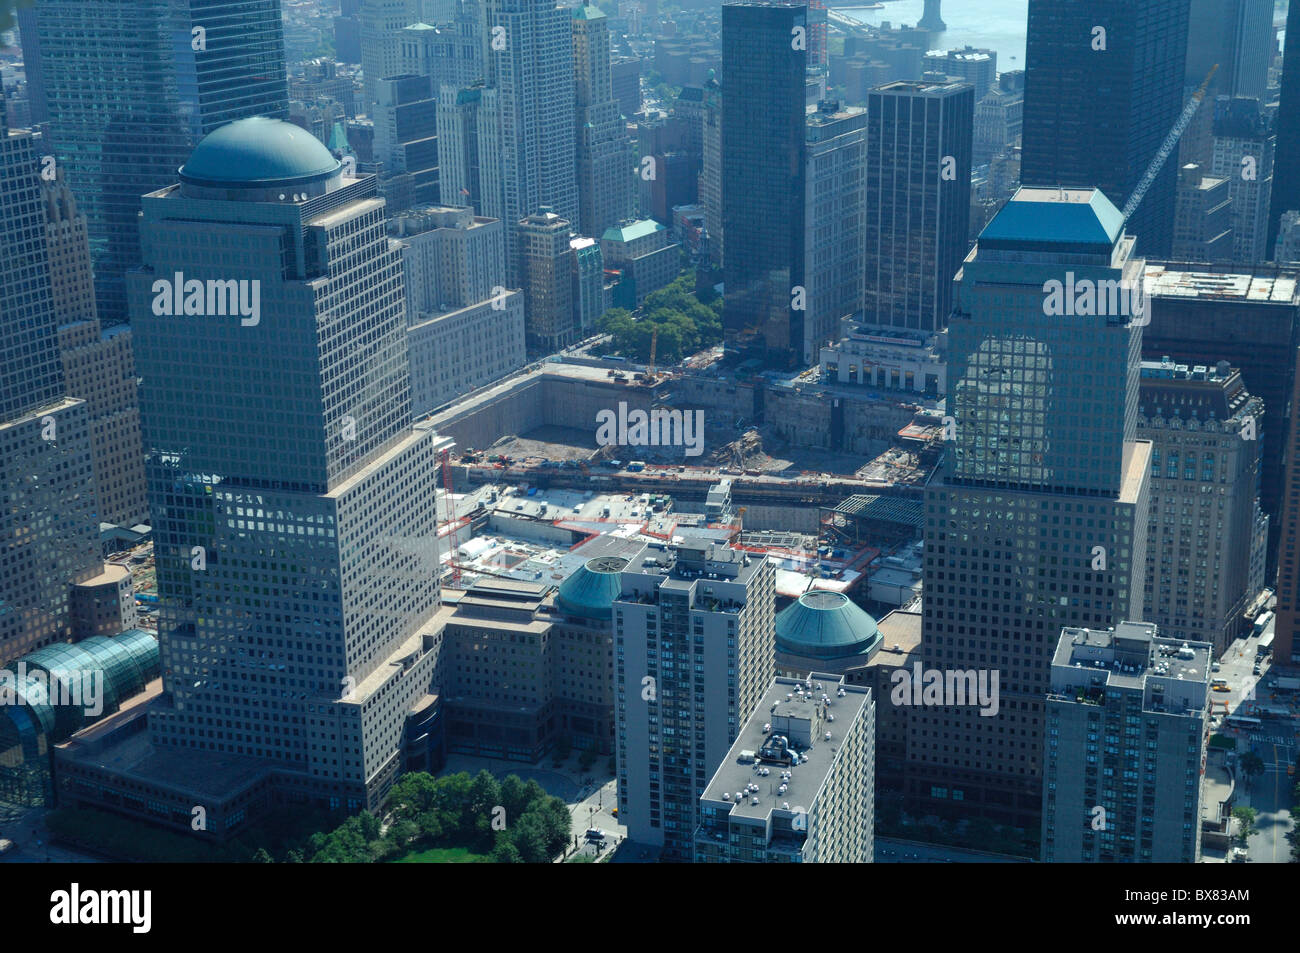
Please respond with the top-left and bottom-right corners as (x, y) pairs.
(720, 0), (807, 369)
(31, 0), (289, 323)
(1021, 0), (1188, 258)
(129, 118), (448, 812)
(0, 99), (100, 664)
(906, 188), (1151, 842)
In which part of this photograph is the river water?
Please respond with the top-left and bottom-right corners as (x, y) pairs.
(836, 0), (1029, 69)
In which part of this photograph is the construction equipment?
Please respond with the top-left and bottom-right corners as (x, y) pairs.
(1121, 64), (1218, 222)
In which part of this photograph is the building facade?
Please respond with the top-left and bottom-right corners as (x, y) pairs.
(1021, 0), (1188, 258)
(1137, 359), (1263, 656)
(864, 79), (973, 335)
(1042, 622), (1209, 863)
(615, 539), (775, 862)
(129, 118), (450, 815)
(906, 188), (1152, 840)
(696, 673), (874, 863)
(32, 0), (289, 322)
(720, 1), (807, 367)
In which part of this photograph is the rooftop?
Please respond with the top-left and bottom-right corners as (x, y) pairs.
(979, 187), (1124, 247)
(602, 218), (666, 243)
(776, 591), (881, 660)
(179, 117), (341, 188)
(699, 674), (872, 824)
(1143, 264), (1298, 304)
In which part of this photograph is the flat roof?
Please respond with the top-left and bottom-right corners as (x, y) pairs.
(700, 675), (871, 821)
(1144, 264), (1298, 304)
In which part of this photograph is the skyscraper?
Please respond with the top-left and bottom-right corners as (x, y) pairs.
(372, 73), (441, 211)
(906, 188), (1151, 839)
(803, 101), (866, 364)
(1137, 359), (1263, 657)
(573, 5), (633, 237)
(1021, 0), (1189, 258)
(1269, 0), (1300, 259)
(0, 99), (100, 664)
(1210, 96), (1274, 265)
(482, 0), (578, 278)
(129, 118), (449, 812)
(518, 207), (576, 356)
(1042, 622), (1209, 863)
(361, 0), (418, 109)
(615, 539), (775, 862)
(31, 0), (289, 324)
(864, 79), (973, 335)
(43, 171), (149, 528)
(721, 1), (807, 368)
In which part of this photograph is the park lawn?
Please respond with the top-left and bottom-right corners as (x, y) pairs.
(1208, 734), (1236, 750)
(393, 845), (490, 863)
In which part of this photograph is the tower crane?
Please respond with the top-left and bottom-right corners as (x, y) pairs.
(1121, 64), (1218, 222)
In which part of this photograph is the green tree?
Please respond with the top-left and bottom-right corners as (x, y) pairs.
(1239, 751), (1266, 785)
(490, 833), (523, 864)
(252, 847), (274, 863)
(1232, 806), (1259, 846)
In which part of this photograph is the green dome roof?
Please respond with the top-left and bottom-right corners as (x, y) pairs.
(775, 591), (881, 660)
(557, 556), (628, 620)
(180, 117), (341, 187)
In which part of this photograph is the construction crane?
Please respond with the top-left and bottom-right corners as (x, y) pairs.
(647, 328), (658, 381)
(1122, 64), (1218, 223)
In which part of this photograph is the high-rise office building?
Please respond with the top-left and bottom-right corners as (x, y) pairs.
(482, 0), (578, 279)
(802, 101), (866, 365)
(1267, 0), (1300, 259)
(700, 73), (723, 268)
(0, 99), (101, 665)
(518, 207), (577, 356)
(615, 539), (775, 862)
(41, 172), (149, 528)
(1210, 97), (1274, 265)
(128, 118), (450, 814)
(571, 235), (605, 335)
(1185, 0), (1273, 104)
(1274, 346), (1300, 668)
(973, 71), (1024, 167)
(1141, 262), (1300, 578)
(373, 73), (440, 211)
(696, 673), (874, 863)
(388, 204), (524, 414)
(573, 5), (634, 238)
(720, 1), (807, 368)
(923, 46), (996, 102)
(360, 0), (418, 109)
(32, 0), (289, 323)
(1171, 162), (1233, 262)
(1042, 622), (1209, 863)
(437, 82), (487, 208)
(397, 7), (484, 92)
(1021, 0), (1188, 258)
(1137, 359), (1263, 656)
(906, 188), (1152, 838)
(864, 79), (973, 334)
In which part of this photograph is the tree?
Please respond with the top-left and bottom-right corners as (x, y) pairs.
(490, 833), (523, 864)
(1232, 806), (1259, 846)
(1239, 751), (1266, 785)
(252, 847), (274, 863)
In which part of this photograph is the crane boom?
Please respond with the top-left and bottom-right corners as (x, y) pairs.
(1121, 64), (1218, 222)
